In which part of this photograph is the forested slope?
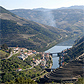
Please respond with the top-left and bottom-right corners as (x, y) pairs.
(0, 6), (73, 51)
(44, 36), (84, 83)
(63, 36), (84, 62)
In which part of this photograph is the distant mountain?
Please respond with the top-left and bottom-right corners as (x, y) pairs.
(33, 5), (84, 10)
(31, 5), (84, 11)
(10, 5), (84, 35)
(32, 8), (51, 11)
(0, 6), (73, 51)
(57, 5), (84, 10)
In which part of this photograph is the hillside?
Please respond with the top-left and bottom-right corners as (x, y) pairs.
(10, 6), (84, 35)
(63, 36), (84, 62)
(57, 36), (84, 62)
(0, 50), (9, 59)
(45, 54), (84, 83)
(43, 36), (84, 83)
(0, 6), (73, 51)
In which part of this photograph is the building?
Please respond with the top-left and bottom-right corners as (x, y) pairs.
(14, 47), (19, 51)
(24, 52), (27, 55)
(17, 68), (22, 71)
(32, 50), (36, 54)
(41, 59), (46, 66)
(42, 54), (45, 59)
(18, 54), (28, 60)
(20, 48), (27, 52)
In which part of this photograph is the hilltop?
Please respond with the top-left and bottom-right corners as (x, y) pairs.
(0, 6), (73, 51)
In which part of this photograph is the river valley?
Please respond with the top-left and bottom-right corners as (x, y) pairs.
(45, 42), (72, 69)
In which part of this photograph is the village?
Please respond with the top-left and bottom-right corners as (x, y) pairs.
(6, 46), (70, 71)
(8, 47), (52, 71)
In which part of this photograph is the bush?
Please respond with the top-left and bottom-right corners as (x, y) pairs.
(1, 43), (8, 50)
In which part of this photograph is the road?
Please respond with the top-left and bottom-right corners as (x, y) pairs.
(1, 51), (19, 60)
(21, 66), (34, 71)
(21, 63), (40, 72)
(7, 52), (13, 59)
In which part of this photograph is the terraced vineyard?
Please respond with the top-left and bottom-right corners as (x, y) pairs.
(45, 54), (84, 83)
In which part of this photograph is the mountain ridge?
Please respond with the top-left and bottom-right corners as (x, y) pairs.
(10, 5), (84, 35)
(8, 5), (84, 11)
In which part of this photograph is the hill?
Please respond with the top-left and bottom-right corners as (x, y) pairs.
(45, 54), (84, 83)
(63, 36), (84, 62)
(0, 6), (73, 51)
(43, 36), (84, 83)
(10, 6), (84, 35)
(57, 36), (84, 62)
(0, 50), (9, 59)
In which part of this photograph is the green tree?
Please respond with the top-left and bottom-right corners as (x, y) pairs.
(5, 80), (15, 84)
(3, 73), (14, 82)
(8, 48), (12, 53)
(1, 43), (8, 50)
(75, 77), (84, 84)
(15, 77), (37, 84)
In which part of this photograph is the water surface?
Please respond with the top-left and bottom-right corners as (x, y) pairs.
(45, 46), (72, 69)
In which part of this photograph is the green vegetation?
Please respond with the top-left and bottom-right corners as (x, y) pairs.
(0, 6), (74, 52)
(10, 7), (84, 35)
(1, 71), (38, 83)
(58, 36), (84, 63)
(1, 54), (32, 72)
(0, 51), (52, 83)
(4, 77), (37, 84)
(75, 77), (84, 84)
(0, 50), (9, 59)
(1, 6), (84, 84)
(54, 36), (84, 84)
(1, 18), (72, 51)
(1, 43), (8, 50)
(0, 6), (16, 17)
(0, 44), (10, 59)
(64, 37), (83, 62)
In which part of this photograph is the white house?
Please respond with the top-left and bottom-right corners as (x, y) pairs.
(17, 68), (22, 71)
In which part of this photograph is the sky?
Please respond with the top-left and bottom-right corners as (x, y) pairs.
(0, 0), (84, 10)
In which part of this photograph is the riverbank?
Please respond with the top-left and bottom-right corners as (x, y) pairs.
(49, 55), (53, 68)
(31, 54), (53, 82)
(45, 53), (84, 83)
(41, 35), (77, 52)
(45, 46), (72, 70)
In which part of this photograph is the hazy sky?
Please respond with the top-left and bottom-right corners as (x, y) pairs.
(0, 0), (84, 10)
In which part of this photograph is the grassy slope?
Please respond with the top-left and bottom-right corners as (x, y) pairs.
(0, 50), (9, 59)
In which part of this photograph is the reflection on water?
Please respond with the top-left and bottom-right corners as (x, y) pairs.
(52, 54), (59, 69)
(45, 46), (72, 69)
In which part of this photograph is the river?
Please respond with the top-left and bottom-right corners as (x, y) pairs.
(45, 45), (72, 69)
